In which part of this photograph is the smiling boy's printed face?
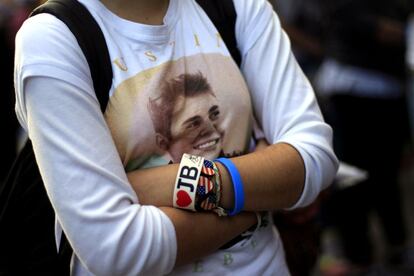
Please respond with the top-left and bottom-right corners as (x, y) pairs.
(105, 53), (253, 170)
(167, 91), (224, 162)
(150, 72), (225, 163)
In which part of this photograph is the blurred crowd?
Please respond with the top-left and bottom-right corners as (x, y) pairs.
(271, 0), (414, 275)
(1, 0), (414, 275)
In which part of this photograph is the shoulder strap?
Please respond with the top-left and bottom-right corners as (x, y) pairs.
(30, 0), (112, 113)
(196, 0), (242, 67)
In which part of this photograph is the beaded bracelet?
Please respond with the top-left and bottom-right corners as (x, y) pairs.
(215, 157), (245, 216)
(196, 159), (229, 216)
(195, 159), (219, 211)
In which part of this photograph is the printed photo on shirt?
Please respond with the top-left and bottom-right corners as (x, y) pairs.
(105, 53), (253, 170)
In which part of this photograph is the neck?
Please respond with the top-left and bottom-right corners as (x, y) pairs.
(100, 0), (170, 25)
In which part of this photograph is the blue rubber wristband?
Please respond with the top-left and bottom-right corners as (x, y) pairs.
(215, 158), (244, 216)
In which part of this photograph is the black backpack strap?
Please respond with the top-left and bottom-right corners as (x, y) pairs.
(31, 0), (112, 113)
(196, 0), (242, 67)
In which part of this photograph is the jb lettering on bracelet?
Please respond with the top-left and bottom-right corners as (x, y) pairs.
(173, 154), (204, 211)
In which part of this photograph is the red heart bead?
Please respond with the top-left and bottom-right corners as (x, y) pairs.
(176, 190), (192, 207)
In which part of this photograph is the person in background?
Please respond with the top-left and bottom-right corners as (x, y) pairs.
(315, 0), (414, 273)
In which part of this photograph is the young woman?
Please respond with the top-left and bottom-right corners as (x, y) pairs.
(14, 0), (338, 274)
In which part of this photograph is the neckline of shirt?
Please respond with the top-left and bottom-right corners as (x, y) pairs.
(81, 0), (179, 43)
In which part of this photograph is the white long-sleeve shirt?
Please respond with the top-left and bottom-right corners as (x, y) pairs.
(14, 0), (338, 274)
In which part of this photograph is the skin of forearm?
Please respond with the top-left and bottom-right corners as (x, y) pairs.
(128, 162), (178, 206)
(219, 142), (305, 211)
(160, 207), (256, 267)
(127, 142), (304, 211)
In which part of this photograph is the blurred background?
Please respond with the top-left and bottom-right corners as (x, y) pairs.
(1, 0), (414, 275)
(0, 0), (43, 182)
(270, 0), (414, 275)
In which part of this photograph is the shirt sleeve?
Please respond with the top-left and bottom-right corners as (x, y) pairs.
(14, 14), (176, 275)
(234, 0), (339, 208)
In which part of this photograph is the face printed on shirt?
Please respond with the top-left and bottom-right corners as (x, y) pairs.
(149, 72), (224, 163)
(167, 91), (224, 162)
(105, 53), (253, 170)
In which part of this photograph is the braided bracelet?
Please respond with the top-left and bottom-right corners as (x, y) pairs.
(215, 157), (245, 216)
